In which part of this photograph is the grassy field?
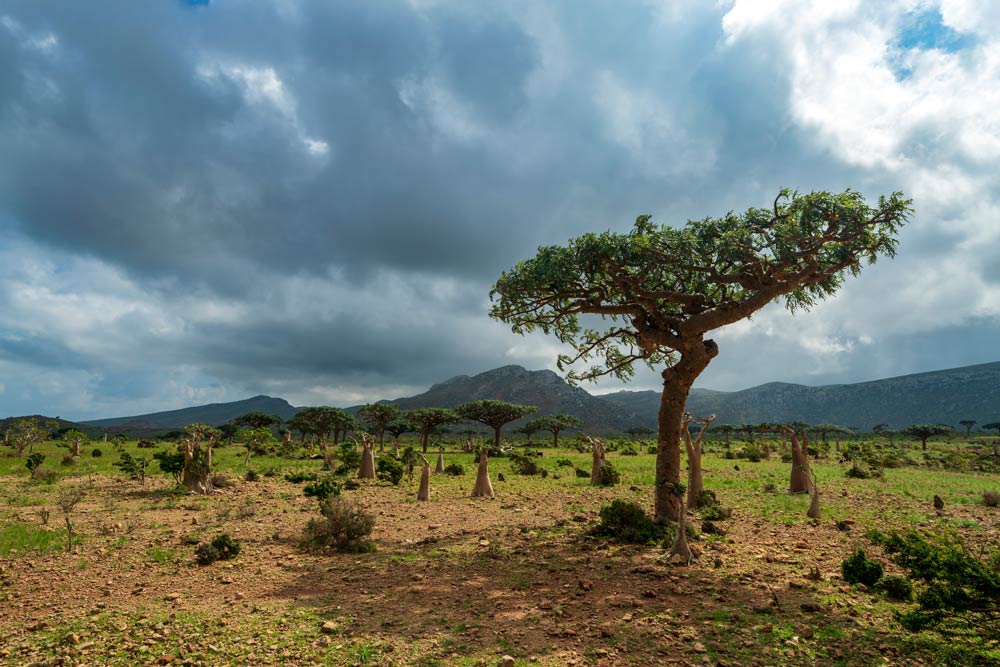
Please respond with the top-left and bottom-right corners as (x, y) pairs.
(1, 435), (998, 666)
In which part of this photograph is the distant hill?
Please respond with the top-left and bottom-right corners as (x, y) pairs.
(379, 365), (635, 433)
(74, 361), (1000, 436)
(82, 395), (299, 430)
(603, 361), (1000, 430)
(0, 415), (100, 438)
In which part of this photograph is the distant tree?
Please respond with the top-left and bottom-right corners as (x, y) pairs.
(60, 429), (90, 457)
(983, 422), (1000, 436)
(873, 423), (898, 444)
(293, 407), (355, 467)
(625, 425), (655, 437)
(902, 424), (952, 450)
(712, 423), (737, 446)
(240, 426), (276, 466)
(808, 423), (852, 446)
(958, 420), (977, 437)
(6, 418), (49, 456)
(218, 423), (239, 445)
(358, 403), (400, 453)
(179, 423), (221, 494)
(232, 411), (282, 430)
(405, 408), (460, 453)
(524, 414), (582, 448)
(456, 400), (537, 449)
(385, 419), (416, 453)
(514, 423), (540, 442)
(490, 189), (910, 521)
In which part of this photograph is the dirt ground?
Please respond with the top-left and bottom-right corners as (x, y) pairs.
(1, 463), (997, 667)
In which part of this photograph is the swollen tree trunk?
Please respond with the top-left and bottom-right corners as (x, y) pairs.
(421, 431), (430, 453)
(684, 415), (715, 510)
(358, 439), (376, 479)
(655, 341), (717, 522)
(589, 437), (606, 485)
(551, 429), (561, 448)
(182, 441), (213, 494)
(417, 456), (430, 501)
(435, 450), (445, 473)
(470, 451), (494, 497)
(806, 472), (821, 519)
(788, 432), (812, 494)
(492, 426), (502, 449)
(667, 498), (693, 565)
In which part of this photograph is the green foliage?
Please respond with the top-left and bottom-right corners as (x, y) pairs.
(841, 548), (884, 587)
(303, 476), (342, 500)
(338, 440), (361, 470)
(290, 406), (355, 443)
(442, 463), (465, 476)
(592, 500), (663, 544)
(376, 457), (404, 485)
(195, 534), (241, 565)
(358, 403), (400, 434)
(522, 414), (582, 446)
(574, 467), (590, 478)
(871, 529), (1000, 640)
(0, 523), (65, 556)
(509, 452), (541, 475)
(876, 575), (914, 601)
(595, 462), (620, 486)
(153, 450), (185, 484)
(231, 411), (282, 429)
(455, 400), (537, 439)
(285, 471), (318, 484)
(25, 453), (44, 473)
(114, 449), (150, 485)
(555, 458), (574, 467)
(489, 189), (911, 384)
(699, 504), (732, 521)
(6, 418), (49, 456)
(303, 497), (376, 552)
(91, 448), (103, 457)
(902, 424), (952, 445)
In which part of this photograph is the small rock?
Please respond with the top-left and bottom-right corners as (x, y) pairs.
(800, 602), (821, 613)
(500, 656), (516, 667)
(164, 593), (181, 602)
(320, 621), (337, 634)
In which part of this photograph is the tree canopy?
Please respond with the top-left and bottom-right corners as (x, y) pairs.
(523, 414), (582, 448)
(405, 408), (461, 452)
(491, 189), (911, 521)
(232, 411), (282, 430)
(456, 400), (537, 448)
(902, 424), (952, 449)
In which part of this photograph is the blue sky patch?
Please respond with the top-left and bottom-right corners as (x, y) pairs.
(895, 8), (974, 53)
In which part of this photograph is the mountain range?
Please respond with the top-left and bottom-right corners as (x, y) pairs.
(17, 360), (998, 436)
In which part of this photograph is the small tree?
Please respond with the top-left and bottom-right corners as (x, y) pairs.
(385, 419), (416, 453)
(958, 420), (977, 437)
(456, 400), (537, 449)
(57, 486), (86, 552)
(779, 426), (812, 494)
(524, 414), (583, 448)
(153, 450), (185, 485)
(60, 429), (90, 458)
(682, 413), (715, 509)
(179, 423), (220, 494)
(982, 422), (1000, 437)
(7, 418), (49, 456)
(231, 411), (282, 430)
(405, 408), (460, 453)
(358, 403), (400, 453)
(902, 424), (952, 451)
(239, 426), (276, 466)
(292, 407), (355, 467)
(491, 189), (910, 521)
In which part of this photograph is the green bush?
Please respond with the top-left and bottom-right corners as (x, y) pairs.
(983, 492), (1000, 507)
(303, 476), (342, 500)
(303, 497), (376, 552)
(376, 457), (404, 485)
(591, 500), (663, 544)
(153, 450), (185, 484)
(443, 463), (465, 476)
(556, 458), (574, 467)
(91, 448), (103, 458)
(244, 469), (259, 482)
(574, 467), (590, 478)
(595, 462), (620, 487)
(841, 548), (884, 587)
(871, 529), (1000, 640)
(699, 504), (732, 521)
(510, 453), (541, 475)
(25, 453), (45, 473)
(876, 575), (913, 601)
(196, 534), (241, 565)
(343, 478), (360, 490)
(284, 471), (318, 484)
(695, 489), (719, 508)
(619, 444), (639, 456)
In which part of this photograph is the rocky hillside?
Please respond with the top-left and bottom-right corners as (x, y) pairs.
(82, 395), (299, 430)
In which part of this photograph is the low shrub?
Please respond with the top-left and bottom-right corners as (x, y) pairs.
(303, 476), (341, 501)
(595, 462), (620, 487)
(153, 450), (185, 484)
(695, 489), (719, 508)
(91, 448), (103, 458)
(195, 533), (241, 565)
(343, 478), (360, 490)
(591, 500), (663, 544)
(60, 454), (77, 466)
(284, 471), (318, 484)
(137, 440), (158, 449)
(244, 469), (259, 482)
(876, 574), (913, 601)
(25, 453), (45, 474)
(983, 492), (1000, 507)
(619, 444), (639, 456)
(376, 457), (404, 486)
(574, 467), (590, 478)
(699, 504), (732, 521)
(210, 472), (236, 488)
(510, 453), (540, 475)
(303, 497), (376, 552)
(846, 464), (871, 479)
(646, 445), (658, 455)
(443, 463), (465, 476)
(556, 458), (574, 467)
(841, 548), (884, 587)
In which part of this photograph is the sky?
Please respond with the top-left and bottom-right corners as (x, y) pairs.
(1, 0), (999, 421)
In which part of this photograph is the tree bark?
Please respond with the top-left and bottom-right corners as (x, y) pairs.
(492, 426), (502, 449)
(182, 442), (213, 495)
(667, 498), (693, 565)
(589, 437), (606, 485)
(435, 450), (445, 473)
(787, 431), (811, 494)
(552, 429), (561, 449)
(655, 339), (717, 522)
(358, 439), (376, 479)
(421, 431), (429, 453)
(684, 415), (715, 510)
(471, 451), (494, 497)
(417, 457), (430, 501)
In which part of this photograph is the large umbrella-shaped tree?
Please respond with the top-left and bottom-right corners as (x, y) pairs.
(491, 189), (910, 521)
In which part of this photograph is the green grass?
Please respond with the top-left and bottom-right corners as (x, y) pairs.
(0, 523), (65, 556)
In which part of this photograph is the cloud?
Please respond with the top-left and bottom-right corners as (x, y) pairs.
(0, 0), (998, 419)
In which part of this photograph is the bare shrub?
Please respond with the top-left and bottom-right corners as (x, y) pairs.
(303, 497), (375, 552)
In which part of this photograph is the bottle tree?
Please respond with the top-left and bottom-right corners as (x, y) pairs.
(491, 189), (910, 521)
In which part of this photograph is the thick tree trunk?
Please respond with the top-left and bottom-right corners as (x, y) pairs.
(492, 427), (502, 449)
(435, 450), (445, 473)
(589, 438), (606, 485)
(655, 340), (717, 522)
(471, 451), (494, 497)
(182, 441), (214, 494)
(807, 486), (821, 519)
(358, 440), (376, 479)
(552, 429), (560, 449)
(788, 432), (811, 494)
(421, 431), (429, 453)
(667, 498), (693, 565)
(417, 459), (430, 501)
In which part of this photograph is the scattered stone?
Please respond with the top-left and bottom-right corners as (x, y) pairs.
(500, 656), (516, 667)
(800, 602), (822, 613)
(164, 593), (181, 602)
(320, 621), (337, 634)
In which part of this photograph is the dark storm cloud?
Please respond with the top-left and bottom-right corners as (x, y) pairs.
(1, 1), (998, 419)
